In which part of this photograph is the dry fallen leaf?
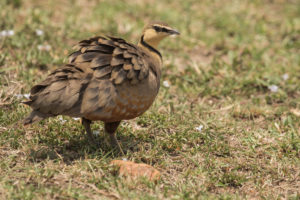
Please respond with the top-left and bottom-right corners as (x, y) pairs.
(110, 160), (160, 182)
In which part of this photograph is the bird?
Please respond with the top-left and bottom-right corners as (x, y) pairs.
(23, 21), (180, 154)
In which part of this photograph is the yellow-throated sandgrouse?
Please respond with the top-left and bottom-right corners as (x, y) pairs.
(23, 22), (180, 154)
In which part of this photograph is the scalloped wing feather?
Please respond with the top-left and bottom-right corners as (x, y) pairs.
(69, 36), (150, 85)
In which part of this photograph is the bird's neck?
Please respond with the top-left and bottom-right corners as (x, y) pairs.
(138, 35), (162, 62)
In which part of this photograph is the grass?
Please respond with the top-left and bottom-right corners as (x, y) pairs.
(0, 0), (300, 199)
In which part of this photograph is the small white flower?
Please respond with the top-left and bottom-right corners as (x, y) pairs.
(122, 158), (128, 161)
(0, 30), (14, 37)
(93, 130), (100, 136)
(195, 125), (204, 132)
(38, 44), (51, 51)
(282, 73), (289, 81)
(23, 93), (30, 99)
(163, 80), (170, 88)
(15, 93), (30, 99)
(15, 94), (24, 99)
(268, 85), (279, 93)
(7, 30), (14, 36)
(44, 45), (51, 51)
(35, 29), (44, 36)
(0, 31), (6, 37)
(58, 116), (67, 124)
(72, 117), (81, 121)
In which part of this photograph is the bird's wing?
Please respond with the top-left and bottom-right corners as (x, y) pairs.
(24, 64), (92, 116)
(68, 36), (150, 85)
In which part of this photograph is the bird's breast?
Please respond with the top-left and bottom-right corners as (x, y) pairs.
(104, 71), (159, 122)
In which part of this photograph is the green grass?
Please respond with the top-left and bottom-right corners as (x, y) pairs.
(1, 0), (300, 199)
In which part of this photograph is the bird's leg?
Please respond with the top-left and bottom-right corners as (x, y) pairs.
(81, 118), (96, 144)
(104, 121), (124, 155)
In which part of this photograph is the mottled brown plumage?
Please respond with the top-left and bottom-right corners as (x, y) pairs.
(23, 22), (179, 154)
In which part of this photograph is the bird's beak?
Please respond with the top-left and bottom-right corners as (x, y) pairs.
(169, 29), (180, 35)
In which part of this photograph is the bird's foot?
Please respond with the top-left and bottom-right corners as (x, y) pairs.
(86, 133), (100, 147)
(109, 133), (125, 156)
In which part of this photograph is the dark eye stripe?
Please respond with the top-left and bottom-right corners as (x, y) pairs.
(153, 26), (161, 32)
(161, 28), (169, 32)
(153, 26), (170, 33)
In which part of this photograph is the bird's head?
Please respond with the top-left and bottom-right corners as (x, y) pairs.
(140, 21), (180, 49)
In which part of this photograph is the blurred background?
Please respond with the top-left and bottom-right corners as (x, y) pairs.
(0, 0), (299, 199)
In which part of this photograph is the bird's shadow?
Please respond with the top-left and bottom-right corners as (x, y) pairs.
(28, 130), (139, 164)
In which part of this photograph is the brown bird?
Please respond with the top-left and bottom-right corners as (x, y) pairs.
(23, 21), (180, 154)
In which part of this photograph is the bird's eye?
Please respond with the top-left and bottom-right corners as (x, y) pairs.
(153, 26), (162, 32)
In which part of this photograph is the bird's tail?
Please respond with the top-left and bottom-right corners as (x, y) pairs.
(23, 110), (47, 125)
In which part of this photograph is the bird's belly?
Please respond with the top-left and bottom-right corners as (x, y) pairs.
(114, 85), (157, 120)
(85, 72), (159, 122)
(110, 79), (158, 121)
